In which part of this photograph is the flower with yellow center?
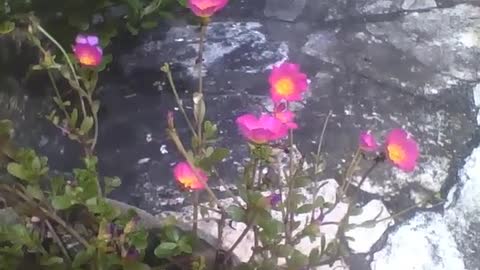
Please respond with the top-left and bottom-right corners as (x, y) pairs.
(385, 128), (419, 172)
(269, 62), (308, 102)
(387, 144), (406, 163)
(274, 78), (294, 96)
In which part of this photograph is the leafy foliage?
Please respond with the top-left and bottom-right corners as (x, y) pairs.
(0, 0), (187, 45)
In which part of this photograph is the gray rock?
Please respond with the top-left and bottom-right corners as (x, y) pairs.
(401, 0), (436, 10)
(302, 30), (343, 66)
(119, 22), (288, 80)
(356, 0), (401, 15)
(366, 4), (480, 81)
(264, 0), (307, 22)
(305, 67), (476, 205)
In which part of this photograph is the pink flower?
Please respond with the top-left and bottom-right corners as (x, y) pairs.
(274, 104), (298, 130)
(73, 34), (103, 67)
(173, 162), (208, 190)
(359, 131), (378, 152)
(269, 62), (308, 102)
(385, 128), (419, 172)
(236, 114), (288, 144)
(188, 0), (228, 17)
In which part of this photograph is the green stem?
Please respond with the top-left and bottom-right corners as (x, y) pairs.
(342, 148), (362, 195)
(1, 185), (90, 248)
(164, 65), (197, 137)
(195, 23), (208, 147)
(192, 191), (199, 237)
(285, 102), (296, 244)
(167, 129), (222, 206)
(225, 212), (257, 262)
(197, 23), (207, 95)
(86, 96), (99, 153)
(315, 110), (332, 158)
(47, 70), (69, 119)
(35, 23), (87, 118)
(45, 220), (72, 263)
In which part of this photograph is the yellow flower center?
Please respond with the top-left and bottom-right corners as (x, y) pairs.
(79, 54), (96, 66)
(180, 176), (197, 188)
(387, 144), (406, 163)
(275, 78), (294, 96)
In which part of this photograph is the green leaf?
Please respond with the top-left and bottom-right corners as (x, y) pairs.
(96, 54), (113, 72)
(154, 242), (178, 258)
(40, 256), (64, 266)
(198, 148), (230, 171)
(203, 121), (218, 139)
(256, 209), (281, 240)
(358, 220), (378, 228)
(293, 176), (311, 188)
(177, 236), (193, 254)
(273, 244), (293, 258)
(226, 205), (245, 222)
(72, 247), (95, 268)
(193, 92), (205, 126)
(302, 223), (321, 241)
(80, 117), (94, 135)
(0, 119), (13, 138)
(141, 19), (159, 29)
(289, 192), (307, 209)
(50, 176), (65, 196)
(70, 108), (78, 128)
(7, 163), (28, 181)
(51, 195), (73, 210)
(288, 249), (308, 269)
(126, 22), (139, 35)
(164, 226), (180, 242)
(92, 100), (101, 114)
(177, 0), (187, 7)
(296, 204), (314, 214)
(313, 196), (325, 208)
(104, 176), (121, 194)
(308, 248), (321, 266)
(26, 185), (44, 200)
(350, 206), (363, 216)
(0, 21), (15, 34)
(129, 230), (148, 250)
(125, 0), (142, 11)
(141, 0), (162, 16)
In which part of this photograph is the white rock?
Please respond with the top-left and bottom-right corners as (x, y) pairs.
(371, 212), (465, 270)
(473, 84), (480, 107)
(170, 179), (349, 263)
(355, 155), (450, 204)
(345, 200), (393, 254)
(401, 0), (436, 10)
(373, 144), (480, 269)
(444, 145), (480, 268)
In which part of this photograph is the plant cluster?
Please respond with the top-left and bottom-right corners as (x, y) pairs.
(0, 0), (423, 269)
(0, 0), (187, 45)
